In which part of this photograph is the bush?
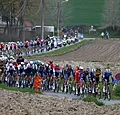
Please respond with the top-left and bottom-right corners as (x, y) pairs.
(82, 96), (104, 106)
(114, 85), (120, 97)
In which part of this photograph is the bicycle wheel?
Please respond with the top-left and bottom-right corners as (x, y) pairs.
(97, 88), (101, 99)
(107, 89), (111, 101)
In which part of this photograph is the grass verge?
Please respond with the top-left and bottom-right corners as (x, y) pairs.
(112, 95), (120, 100)
(25, 39), (93, 58)
(0, 84), (42, 94)
(82, 96), (104, 106)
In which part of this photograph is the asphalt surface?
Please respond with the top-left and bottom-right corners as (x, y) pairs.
(43, 91), (120, 105)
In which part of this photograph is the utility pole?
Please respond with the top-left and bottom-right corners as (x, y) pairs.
(22, 0), (26, 41)
(57, 2), (60, 38)
(57, 0), (68, 38)
(41, 0), (45, 39)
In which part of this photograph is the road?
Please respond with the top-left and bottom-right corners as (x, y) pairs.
(43, 91), (120, 105)
(22, 38), (95, 56)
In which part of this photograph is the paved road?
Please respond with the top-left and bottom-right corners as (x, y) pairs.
(43, 91), (120, 105)
(100, 99), (120, 105)
(22, 38), (95, 56)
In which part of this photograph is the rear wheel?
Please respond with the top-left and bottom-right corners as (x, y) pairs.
(98, 90), (101, 99)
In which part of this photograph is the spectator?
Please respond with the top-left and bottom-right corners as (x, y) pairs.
(101, 32), (104, 39)
(105, 31), (109, 39)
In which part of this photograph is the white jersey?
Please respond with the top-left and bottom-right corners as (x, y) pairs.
(18, 64), (26, 70)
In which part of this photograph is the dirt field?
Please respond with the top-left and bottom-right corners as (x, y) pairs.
(0, 89), (120, 115)
(31, 39), (120, 75)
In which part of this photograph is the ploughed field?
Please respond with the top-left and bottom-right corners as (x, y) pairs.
(37, 39), (120, 62)
(0, 89), (120, 115)
(32, 39), (120, 75)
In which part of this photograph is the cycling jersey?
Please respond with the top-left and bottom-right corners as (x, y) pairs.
(89, 71), (95, 81)
(80, 71), (88, 83)
(18, 64), (25, 74)
(95, 68), (101, 84)
(53, 65), (61, 78)
(103, 71), (112, 83)
(75, 69), (80, 83)
(7, 66), (15, 76)
(26, 63), (33, 76)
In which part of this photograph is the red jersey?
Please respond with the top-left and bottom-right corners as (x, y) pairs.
(14, 43), (17, 50)
(75, 69), (80, 83)
(1, 44), (4, 50)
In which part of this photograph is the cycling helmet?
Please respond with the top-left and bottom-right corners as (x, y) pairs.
(24, 59), (28, 63)
(41, 62), (44, 66)
(9, 63), (13, 66)
(106, 69), (110, 72)
(56, 64), (59, 67)
(21, 62), (24, 65)
(45, 64), (49, 67)
(86, 67), (90, 71)
(30, 61), (33, 64)
(92, 68), (96, 72)
(79, 66), (83, 70)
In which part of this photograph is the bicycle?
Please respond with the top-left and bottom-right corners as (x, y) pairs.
(96, 83), (101, 99)
(103, 79), (111, 101)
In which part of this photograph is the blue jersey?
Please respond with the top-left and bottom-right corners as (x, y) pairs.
(89, 71), (95, 80)
(103, 71), (112, 82)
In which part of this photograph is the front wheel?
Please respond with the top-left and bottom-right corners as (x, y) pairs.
(98, 90), (101, 99)
(107, 91), (111, 101)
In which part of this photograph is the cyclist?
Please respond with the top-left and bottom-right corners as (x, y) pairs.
(25, 61), (34, 76)
(67, 64), (74, 79)
(79, 66), (89, 84)
(16, 55), (24, 65)
(74, 66), (80, 84)
(89, 68), (96, 83)
(103, 69), (112, 85)
(74, 66), (80, 95)
(102, 69), (112, 100)
(95, 67), (101, 85)
(7, 63), (15, 76)
(53, 64), (61, 79)
(6, 63), (15, 87)
(38, 63), (44, 78)
(18, 62), (25, 75)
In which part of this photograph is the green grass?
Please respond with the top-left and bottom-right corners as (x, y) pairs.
(99, 82), (120, 100)
(63, 0), (105, 26)
(112, 95), (120, 100)
(25, 40), (92, 58)
(0, 84), (42, 94)
(29, 0), (105, 27)
(82, 96), (104, 106)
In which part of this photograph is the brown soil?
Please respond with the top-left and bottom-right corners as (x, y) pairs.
(0, 89), (120, 115)
(1, 39), (120, 115)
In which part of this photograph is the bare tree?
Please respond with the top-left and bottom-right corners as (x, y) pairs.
(102, 0), (120, 30)
(44, 0), (71, 25)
